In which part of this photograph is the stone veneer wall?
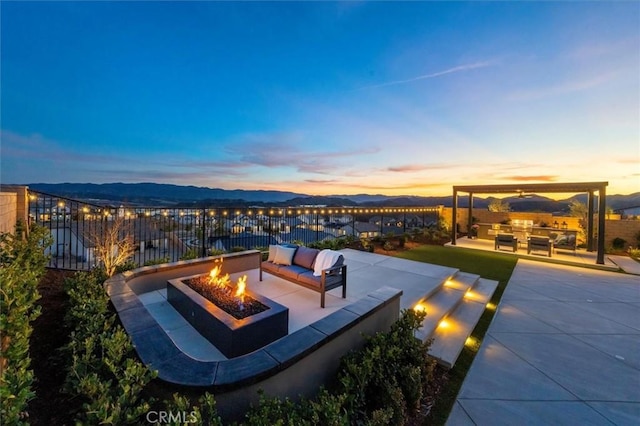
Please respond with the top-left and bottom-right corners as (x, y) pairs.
(605, 219), (640, 249)
(0, 192), (18, 234)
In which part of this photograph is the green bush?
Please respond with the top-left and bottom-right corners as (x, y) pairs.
(612, 237), (627, 250)
(244, 389), (348, 425)
(0, 223), (52, 424)
(62, 270), (155, 423)
(242, 309), (433, 425)
(337, 309), (434, 425)
(231, 246), (247, 252)
(180, 248), (200, 260)
(62, 270), (222, 424)
(144, 256), (171, 266)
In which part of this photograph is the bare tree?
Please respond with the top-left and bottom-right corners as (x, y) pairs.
(89, 215), (135, 277)
(488, 198), (510, 212)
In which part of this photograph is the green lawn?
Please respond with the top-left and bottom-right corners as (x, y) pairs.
(395, 244), (518, 425)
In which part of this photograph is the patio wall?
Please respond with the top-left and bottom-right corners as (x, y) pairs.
(606, 219), (640, 248)
(0, 185), (29, 233)
(0, 192), (17, 234)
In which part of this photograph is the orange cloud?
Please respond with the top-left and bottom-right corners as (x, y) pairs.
(502, 175), (558, 182)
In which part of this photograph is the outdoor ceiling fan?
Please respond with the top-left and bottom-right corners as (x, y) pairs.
(518, 191), (533, 199)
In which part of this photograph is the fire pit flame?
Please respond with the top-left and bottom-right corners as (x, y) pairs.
(235, 275), (247, 300)
(207, 258), (248, 308)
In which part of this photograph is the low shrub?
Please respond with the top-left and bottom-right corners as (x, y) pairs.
(612, 237), (627, 250)
(337, 308), (434, 425)
(0, 223), (52, 424)
(244, 309), (434, 425)
(144, 256), (171, 266)
(62, 270), (221, 424)
(244, 389), (347, 425)
(628, 247), (640, 260)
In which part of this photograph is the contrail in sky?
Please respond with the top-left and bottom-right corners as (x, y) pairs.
(357, 61), (492, 90)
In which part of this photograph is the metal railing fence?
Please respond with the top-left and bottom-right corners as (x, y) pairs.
(27, 190), (442, 271)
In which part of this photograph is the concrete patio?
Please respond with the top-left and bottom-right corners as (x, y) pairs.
(137, 248), (497, 368)
(447, 259), (640, 425)
(446, 237), (621, 270)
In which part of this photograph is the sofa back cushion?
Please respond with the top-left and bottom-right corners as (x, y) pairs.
(293, 246), (320, 270)
(273, 246), (297, 266)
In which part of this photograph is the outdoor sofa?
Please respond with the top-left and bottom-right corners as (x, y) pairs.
(261, 244), (347, 308)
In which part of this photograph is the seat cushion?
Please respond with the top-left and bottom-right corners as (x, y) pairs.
(261, 261), (281, 274)
(292, 246), (320, 270)
(296, 271), (321, 288)
(278, 265), (309, 280)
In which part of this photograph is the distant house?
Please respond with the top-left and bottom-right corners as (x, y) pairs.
(323, 222), (349, 237)
(369, 215), (403, 227)
(342, 221), (380, 239)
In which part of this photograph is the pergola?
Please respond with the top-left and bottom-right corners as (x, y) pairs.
(451, 182), (608, 264)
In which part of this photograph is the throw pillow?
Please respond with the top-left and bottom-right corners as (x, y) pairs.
(267, 244), (278, 262)
(273, 246), (296, 266)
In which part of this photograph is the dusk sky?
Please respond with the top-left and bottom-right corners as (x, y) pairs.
(1, 1), (639, 197)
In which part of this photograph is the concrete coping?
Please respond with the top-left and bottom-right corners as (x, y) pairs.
(105, 251), (403, 390)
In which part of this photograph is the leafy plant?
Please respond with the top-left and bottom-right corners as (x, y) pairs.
(62, 269), (223, 424)
(612, 237), (627, 250)
(244, 389), (348, 426)
(144, 256), (171, 266)
(0, 223), (52, 424)
(337, 309), (434, 425)
(180, 248), (200, 260)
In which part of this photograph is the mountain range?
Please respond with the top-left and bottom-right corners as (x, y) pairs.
(24, 182), (640, 212)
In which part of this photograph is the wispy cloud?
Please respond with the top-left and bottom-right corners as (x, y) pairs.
(506, 71), (619, 101)
(225, 132), (380, 174)
(386, 164), (452, 173)
(500, 175), (558, 182)
(356, 61), (492, 91)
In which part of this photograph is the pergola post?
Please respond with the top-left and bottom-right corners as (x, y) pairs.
(467, 193), (473, 238)
(587, 190), (595, 252)
(451, 190), (458, 245)
(597, 186), (606, 264)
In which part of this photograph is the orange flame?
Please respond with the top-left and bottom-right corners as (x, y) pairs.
(235, 275), (247, 300)
(208, 258), (231, 287)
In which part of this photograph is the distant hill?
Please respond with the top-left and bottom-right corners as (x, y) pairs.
(27, 182), (306, 204)
(24, 182), (639, 211)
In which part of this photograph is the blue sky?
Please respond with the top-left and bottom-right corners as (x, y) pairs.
(1, 1), (638, 197)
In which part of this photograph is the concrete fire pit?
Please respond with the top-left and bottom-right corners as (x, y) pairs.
(167, 273), (288, 358)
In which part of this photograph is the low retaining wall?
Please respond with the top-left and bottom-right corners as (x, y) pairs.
(105, 250), (402, 422)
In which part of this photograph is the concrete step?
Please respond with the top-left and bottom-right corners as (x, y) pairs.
(427, 278), (499, 368)
(414, 271), (480, 341)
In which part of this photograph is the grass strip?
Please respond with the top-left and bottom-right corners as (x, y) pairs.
(395, 245), (518, 425)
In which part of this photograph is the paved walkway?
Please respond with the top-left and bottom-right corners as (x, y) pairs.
(447, 259), (640, 425)
(609, 255), (640, 275)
